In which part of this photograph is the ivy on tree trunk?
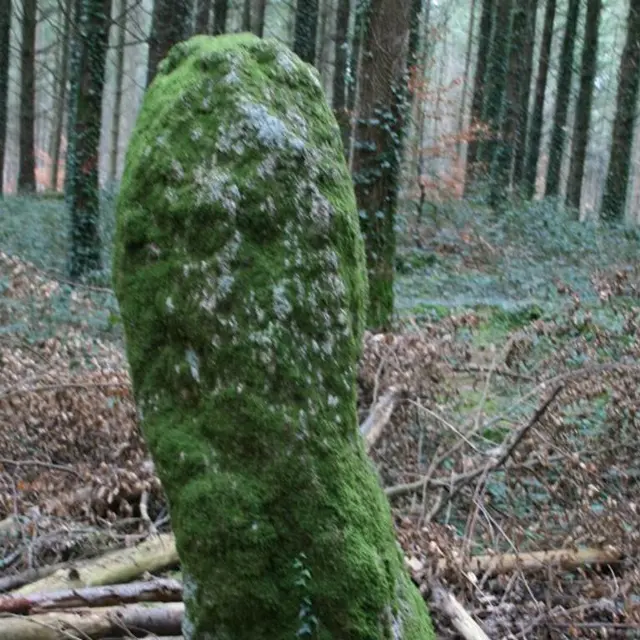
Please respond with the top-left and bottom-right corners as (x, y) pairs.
(293, 0), (319, 64)
(544, 0), (580, 198)
(352, 0), (413, 330)
(65, 0), (111, 280)
(601, 0), (640, 222)
(18, 0), (37, 193)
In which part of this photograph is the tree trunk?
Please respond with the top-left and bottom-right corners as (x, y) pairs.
(565, 0), (601, 212)
(601, 0), (640, 222)
(478, 0), (512, 172)
(212, 0), (228, 35)
(332, 0), (350, 153)
(457, 0), (477, 157)
(544, 0), (580, 197)
(49, 0), (73, 192)
(293, 0), (318, 64)
(146, 0), (193, 87)
(316, 0), (332, 88)
(195, 0), (211, 34)
(242, 0), (251, 31)
(351, 0), (413, 330)
(108, 0), (126, 184)
(464, 0), (493, 193)
(254, 0), (267, 37)
(0, 0), (10, 196)
(18, 0), (37, 193)
(489, 2), (524, 209)
(65, 0), (111, 280)
(523, 0), (556, 199)
(511, 0), (538, 187)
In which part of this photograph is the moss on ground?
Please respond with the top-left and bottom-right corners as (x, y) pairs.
(113, 34), (433, 639)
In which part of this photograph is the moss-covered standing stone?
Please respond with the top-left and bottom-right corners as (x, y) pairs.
(113, 34), (434, 639)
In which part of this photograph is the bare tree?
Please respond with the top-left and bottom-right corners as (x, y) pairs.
(109, 0), (127, 184)
(147, 0), (193, 86)
(0, 0), (10, 195)
(18, 0), (37, 192)
(212, 0), (228, 35)
(66, 0), (112, 279)
(49, 0), (73, 192)
(293, 0), (319, 63)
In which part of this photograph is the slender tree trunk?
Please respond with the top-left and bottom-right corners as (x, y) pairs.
(49, 0), (73, 192)
(147, 0), (193, 87)
(544, 0), (580, 197)
(212, 0), (228, 35)
(109, 0), (126, 184)
(195, 0), (211, 33)
(478, 0), (512, 170)
(254, 0), (267, 37)
(293, 0), (319, 64)
(18, 0), (37, 193)
(511, 0), (538, 187)
(457, 0), (477, 157)
(351, 0), (413, 330)
(464, 0), (493, 193)
(566, 0), (601, 212)
(601, 0), (640, 221)
(242, 0), (251, 31)
(490, 3), (524, 209)
(332, 0), (350, 152)
(523, 0), (556, 199)
(66, 0), (112, 280)
(0, 0), (10, 195)
(316, 0), (331, 87)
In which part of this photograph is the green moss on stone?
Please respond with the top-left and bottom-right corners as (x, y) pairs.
(113, 33), (434, 639)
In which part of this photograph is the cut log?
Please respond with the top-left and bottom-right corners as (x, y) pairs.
(15, 534), (178, 595)
(0, 602), (183, 639)
(0, 578), (182, 614)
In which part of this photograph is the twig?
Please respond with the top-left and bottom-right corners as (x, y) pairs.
(0, 458), (82, 479)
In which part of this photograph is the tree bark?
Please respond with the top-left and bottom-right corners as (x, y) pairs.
(65, 0), (112, 280)
(212, 0), (228, 35)
(332, 0), (350, 153)
(49, 0), (73, 192)
(464, 0), (494, 193)
(489, 2), (524, 209)
(565, 0), (601, 212)
(478, 0), (512, 172)
(293, 0), (319, 64)
(523, 0), (556, 199)
(0, 0), (10, 195)
(457, 0), (477, 157)
(195, 0), (211, 34)
(254, 0), (267, 37)
(18, 0), (37, 193)
(352, 0), (413, 330)
(544, 0), (580, 197)
(511, 0), (538, 187)
(242, 0), (251, 31)
(601, 0), (640, 221)
(108, 0), (126, 184)
(146, 0), (193, 87)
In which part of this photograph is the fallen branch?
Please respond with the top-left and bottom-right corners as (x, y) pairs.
(0, 578), (182, 615)
(0, 602), (183, 639)
(359, 386), (402, 451)
(0, 563), (69, 594)
(15, 534), (178, 595)
(385, 384), (564, 499)
(430, 581), (490, 640)
(462, 546), (622, 578)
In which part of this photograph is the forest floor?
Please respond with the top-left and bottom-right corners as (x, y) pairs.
(0, 194), (639, 638)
